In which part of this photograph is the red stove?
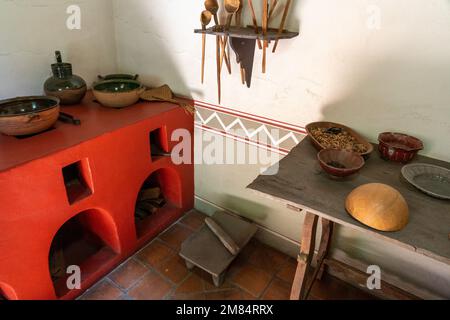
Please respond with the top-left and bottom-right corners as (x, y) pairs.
(0, 92), (194, 300)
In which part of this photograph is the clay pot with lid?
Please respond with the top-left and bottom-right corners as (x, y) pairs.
(44, 51), (87, 105)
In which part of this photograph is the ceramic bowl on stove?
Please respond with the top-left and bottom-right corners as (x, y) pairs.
(97, 74), (139, 81)
(92, 79), (145, 108)
(317, 149), (365, 178)
(0, 96), (60, 136)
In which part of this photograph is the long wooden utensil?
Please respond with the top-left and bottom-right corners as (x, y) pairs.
(248, 0), (262, 50)
(205, 0), (232, 74)
(216, 35), (221, 103)
(221, 0), (240, 73)
(235, 2), (245, 84)
(200, 11), (212, 84)
(268, 0), (278, 23)
(205, 1), (223, 103)
(235, 1), (243, 26)
(272, 0), (292, 53)
(262, 0), (268, 73)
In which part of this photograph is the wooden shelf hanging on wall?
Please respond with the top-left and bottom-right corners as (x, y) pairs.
(194, 26), (298, 88)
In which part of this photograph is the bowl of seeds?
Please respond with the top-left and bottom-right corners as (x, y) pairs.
(306, 122), (374, 158)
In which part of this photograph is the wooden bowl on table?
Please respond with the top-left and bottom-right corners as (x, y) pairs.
(0, 96), (60, 136)
(306, 121), (374, 158)
(93, 79), (145, 108)
(317, 149), (365, 178)
(378, 132), (423, 163)
(345, 183), (409, 232)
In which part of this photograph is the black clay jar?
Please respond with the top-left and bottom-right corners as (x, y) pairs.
(44, 51), (87, 105)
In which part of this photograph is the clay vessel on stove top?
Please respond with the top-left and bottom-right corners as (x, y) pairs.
(44, 51), (87, 105)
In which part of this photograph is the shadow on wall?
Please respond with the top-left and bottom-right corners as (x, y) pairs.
(220, 194), (269, 221)
(319, 57), (450, 161)
(113, 0), (195, 99)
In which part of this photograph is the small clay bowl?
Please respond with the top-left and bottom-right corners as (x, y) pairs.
(378, 132), (423, 163)
(93, 79), (145, 108)
(0, 96), (60, 136)
(317, 149), (365, 178)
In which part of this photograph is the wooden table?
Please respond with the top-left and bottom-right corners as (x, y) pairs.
(247, 138), (450, 300)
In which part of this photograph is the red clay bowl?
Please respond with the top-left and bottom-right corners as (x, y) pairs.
(318, 149), (365, 178)
(378, 132), (423, 163)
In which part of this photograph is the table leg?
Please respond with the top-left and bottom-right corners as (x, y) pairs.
(212, 273), (225, 287)
(185, 260), (195, 270)
(301, 218), (334, 299)
(290, 212), (319, 300)
(316, 218), (334, 280)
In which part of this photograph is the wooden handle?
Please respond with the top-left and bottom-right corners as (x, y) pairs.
(205, 217), (240, 255)
(216, 35), (221, 104)
(220, 37), (232, 74)
(268, 0), (278, 22)
(262, 0), (268, 73)
(220, 14), (233, 74)
(201, 33), (206, 84)
(273, 0), (292, 53)
(236, 7), (243, 26)
(213, 13), (219, 26)
(211, 14), (231, 75)
(240, 66), (245, 85)
(247, 0), (262, 50)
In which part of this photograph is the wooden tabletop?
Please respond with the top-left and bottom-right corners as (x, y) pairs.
(247, 138), (450, 265)
(0, 91), (184, 172)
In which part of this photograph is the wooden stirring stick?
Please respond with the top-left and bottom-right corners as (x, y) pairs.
(235, 1), (243, 26)
(204, 1), (223, 103)
(221, 0), (240, 74)
(216, 35), (221, 103)
(268, 0), (278, 23)
(205, 0), (232, 74)
(248, 0), (262, 50)
(262, 0), (268, 73)
(273, 0), (292, 53)
(235, 2), (245, 85)
(200, 11), (212, 84)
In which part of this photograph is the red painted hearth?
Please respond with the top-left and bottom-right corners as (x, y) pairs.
(0, 92), (194, 300)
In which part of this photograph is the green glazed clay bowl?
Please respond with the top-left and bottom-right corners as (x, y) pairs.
(93, 80), (145, 108)
(0, 96), (60, 136)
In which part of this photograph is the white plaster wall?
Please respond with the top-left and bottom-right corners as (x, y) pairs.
(0, 0), (448, 298)
(113, 0), (450, 298)
(0, 0), (117, 99)
(113, 0), (450, 162)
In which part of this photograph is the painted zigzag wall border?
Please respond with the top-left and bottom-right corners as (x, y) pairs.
(194, 100), (307, 155)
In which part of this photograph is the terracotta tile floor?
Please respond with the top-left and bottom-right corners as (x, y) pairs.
(79, 210), (376, 301)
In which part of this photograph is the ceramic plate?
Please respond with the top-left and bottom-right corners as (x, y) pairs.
(401, 163), (450, 200)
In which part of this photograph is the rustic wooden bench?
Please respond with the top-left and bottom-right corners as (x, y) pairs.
(179, 211), (257, 287)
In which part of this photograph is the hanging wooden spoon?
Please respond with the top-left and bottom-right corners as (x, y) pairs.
(235, 1), (244, 26)
(234, 1), (245, 85)
(204, 0), (220, 25)
(248, 0), (262, 50)
(221, 0), (241, 71)
(204, 0), (231, 75)
(273, 0), (292, 53)
(205, 0), (223, 103)
(201, 10), (212, 84)
(268, 0), (279, 23)
(262, 0), (268, 73)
